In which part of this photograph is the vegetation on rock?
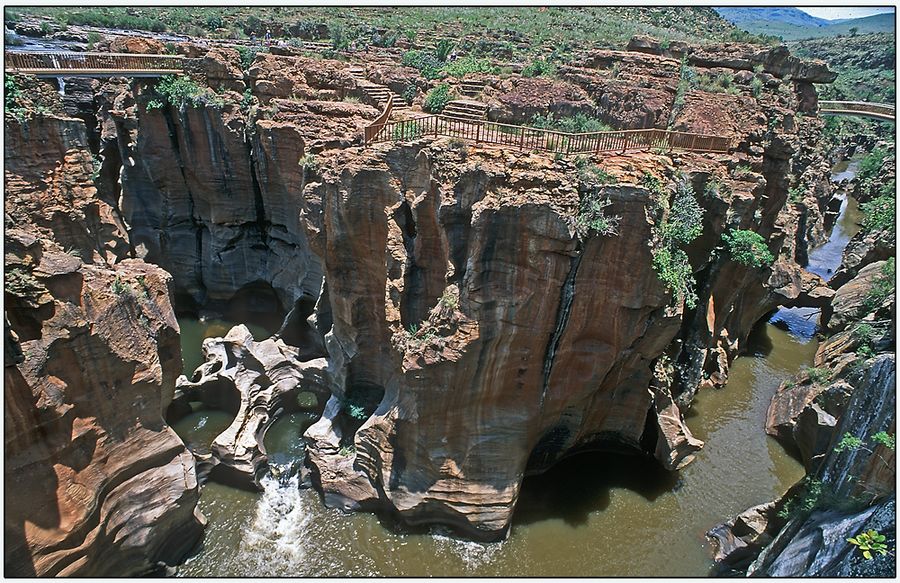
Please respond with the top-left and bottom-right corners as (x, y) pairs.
(723, 228), (775, 268)
(147, 75), (224, 110)
(423, 84), (451, 113)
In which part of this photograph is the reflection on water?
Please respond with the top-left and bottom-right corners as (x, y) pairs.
(805, 194), (862, 281)
(171, 409), (235, 456)
(177, 317), (271, 377)
(769, 157), (862, 338)
(175, 319), (812, 577)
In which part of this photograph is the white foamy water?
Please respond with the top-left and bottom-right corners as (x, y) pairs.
(236, 473), (311, 575)
(431, 528), (505, 571)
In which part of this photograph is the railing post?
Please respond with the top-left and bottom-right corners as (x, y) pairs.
(690, 134), (698, 151)
(476, 120), (482, 143)
(519, 126), (525, 150)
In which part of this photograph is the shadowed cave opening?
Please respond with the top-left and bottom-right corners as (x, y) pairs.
(513, 449), (679, 529)
(338, 382), (386, 446)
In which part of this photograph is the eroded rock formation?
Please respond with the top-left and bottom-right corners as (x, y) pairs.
(4, 110), (205, 576)
(6, 32), (849, 557)
(171, 324), (331, 488)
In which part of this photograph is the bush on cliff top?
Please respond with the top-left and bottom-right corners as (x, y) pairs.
(423, 84), (451, 113)
(723, 228), (774, 268)
(147, 75), (224, 110)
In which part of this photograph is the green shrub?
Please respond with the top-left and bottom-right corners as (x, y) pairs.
(750, 76), (763, 98)
(575, 158), (617, 186)
(401, 82), (417, 106)
(5, 267), (47, 300)
(299, 153), (318, 172)
(393, 121), (421, 140)
(110, 275), (131, 295)
(522, 58), (556, 78)
(235, 45), (265, 69)
(857, 147), (888, 184)
(402, 49), (442, 79)
(834, 432), (865, 453)
(652, 246), (696, 309)
(5, 76), (21, 111)
(530, 112), (611, 133)
(805, 366), (831, 385)
(848, 529), (889, 560)
(723, 229), (774, 268)
(423, 83), (450, 113)
(575, 188), (620, 239)
(435, 38), (454, 62)
(862, 258), (894, 313)
(852, 322), (877, 347)
(664, 180), (704, 244)
(149, 75), (224, 110)
(442, 55), (497, 78)
(860, 187), (895, 236)
(871, 431), (895, 450)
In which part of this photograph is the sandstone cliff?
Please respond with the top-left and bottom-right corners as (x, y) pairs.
(6, 37), (843, 551)
(4, 113), (204, 576)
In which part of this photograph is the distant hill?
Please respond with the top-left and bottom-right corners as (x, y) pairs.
(715, 9), (894, 41)
(791, 32), (895, 103)
(714, 8), (831, 28)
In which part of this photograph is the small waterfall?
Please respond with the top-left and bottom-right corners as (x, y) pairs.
(237, 472), (311, 576)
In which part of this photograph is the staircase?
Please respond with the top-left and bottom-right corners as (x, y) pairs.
(443, 100), (488, 122)
(348, 67), (409, 112)
(458, 80), (484, 98)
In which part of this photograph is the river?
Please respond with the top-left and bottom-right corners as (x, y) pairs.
(171, 161), (860, 577)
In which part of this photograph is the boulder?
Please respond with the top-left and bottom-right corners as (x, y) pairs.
(174, 325), (332, 488)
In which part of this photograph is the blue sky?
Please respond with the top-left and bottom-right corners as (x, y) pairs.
(798, 7), (894, 21)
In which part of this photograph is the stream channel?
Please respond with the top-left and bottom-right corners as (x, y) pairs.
(172, 160), (861, 576)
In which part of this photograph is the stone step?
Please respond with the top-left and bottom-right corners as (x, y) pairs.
(447, 99), (488, 109)
(444, 102), (488, 118)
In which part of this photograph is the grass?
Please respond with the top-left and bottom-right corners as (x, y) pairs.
(530, 112), (612, 133)
(6, 7), (771, 61)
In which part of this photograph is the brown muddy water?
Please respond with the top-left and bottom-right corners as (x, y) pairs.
(173, 319), (812, 577)
(171, 162), (860, 577)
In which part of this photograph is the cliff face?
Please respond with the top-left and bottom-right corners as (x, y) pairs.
(6, 39), (840, 550)
(301, 121), (829, 537)
(4, 116), (204, 576)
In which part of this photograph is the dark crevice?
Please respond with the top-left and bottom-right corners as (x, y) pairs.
(161, 106), (207, 303)
(247, 141), (269, 243)
(538, 244), (584, 412)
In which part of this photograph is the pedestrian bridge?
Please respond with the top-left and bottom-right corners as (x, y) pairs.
(5, 50), (184, 77)
(818, 100), (895, 122)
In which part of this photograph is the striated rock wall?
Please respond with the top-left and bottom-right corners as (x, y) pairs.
(4, 112), (205, 575)
(5, 38), (844, 552)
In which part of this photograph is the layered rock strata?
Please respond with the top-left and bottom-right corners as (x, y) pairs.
(4, 111), (205, 576)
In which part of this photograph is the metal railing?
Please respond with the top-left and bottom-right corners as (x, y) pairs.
(367, 115), (732, 155)
(363, 94), (394, 144)
(5, 51), (185, 74)
(819, 101), (895, 121)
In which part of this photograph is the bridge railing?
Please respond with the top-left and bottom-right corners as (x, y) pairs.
(5, 51), (185, 73)
(368, 115), (732, 155)
(363, 94), (394, 144)
(818, 100), (895, 119)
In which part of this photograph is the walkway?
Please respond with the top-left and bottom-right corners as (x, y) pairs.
(819, 101), (895, 122)
(5, 51), (184, 77)
(365, 106), (732, 156)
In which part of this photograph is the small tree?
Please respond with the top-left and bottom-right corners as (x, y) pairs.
(423, 84), (451, 113)
(723, 228), (774, 268)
